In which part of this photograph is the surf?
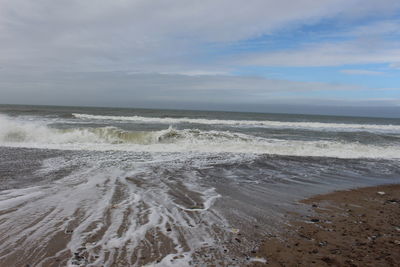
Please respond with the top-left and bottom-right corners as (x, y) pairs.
(72, 113), (400, 134)
(1, 115), (399, 159)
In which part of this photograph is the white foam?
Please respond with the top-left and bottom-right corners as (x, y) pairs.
(1, 115), (400, 159)
(0, 187), (44, 209)
(249, 257), (268, 263)
(0, 155), (227, 266)
(73, 113), (400, 133)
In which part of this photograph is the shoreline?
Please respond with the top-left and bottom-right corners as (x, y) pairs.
(252, 184), (400, 266)
(2, 146), (399, 266)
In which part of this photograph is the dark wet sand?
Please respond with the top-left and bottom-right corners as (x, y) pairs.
(252, 184), (400, 266)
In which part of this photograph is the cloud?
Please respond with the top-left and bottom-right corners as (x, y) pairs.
(339, 19), (400, 37)
(389, 62), (400, 69)
(0, 71), (364, 106)
(340, 69), (385, 75)
(1, 0), (400, 74)
(2, 71), (398, 117)
(241, 40), (400, 67)
(0, 0), (400, 116)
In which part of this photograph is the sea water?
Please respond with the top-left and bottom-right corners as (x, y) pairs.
(0, 104), (399, 266)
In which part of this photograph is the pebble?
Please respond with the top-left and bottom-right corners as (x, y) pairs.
(231, 228), (240, 234)
(319, 241), (328, 247)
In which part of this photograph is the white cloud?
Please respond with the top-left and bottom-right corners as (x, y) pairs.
(0, 0), (399, 113)
(1, 0), (400, 73)
(340, 19), (400, 37)
(389, 62), (400, 69)
(340, 69), (385, 75)
(242, 40), (400, 67)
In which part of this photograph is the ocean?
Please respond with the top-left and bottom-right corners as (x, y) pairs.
(0, 104), (399, 266)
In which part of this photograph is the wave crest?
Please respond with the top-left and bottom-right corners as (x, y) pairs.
(72, 113), (400, 133)
(1, 115), (400, 159)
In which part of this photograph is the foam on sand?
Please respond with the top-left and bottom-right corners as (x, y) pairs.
(0, 154), (226, 266)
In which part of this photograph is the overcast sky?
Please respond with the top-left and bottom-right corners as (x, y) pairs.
(1, 0), (400, 117)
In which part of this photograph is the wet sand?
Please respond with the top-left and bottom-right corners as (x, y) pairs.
(252, 184), (400, 266)
(1, 147), (399, 266)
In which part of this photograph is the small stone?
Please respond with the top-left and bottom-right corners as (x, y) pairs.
(377, 191), (386, 195)
(231, 228), (240, 234)
(319, 241), (328, 247)
(235, 238), (241, 243)
(310, 218), (320, 223)
(321, 257), (335, 264)
(330, 249), (340, 254)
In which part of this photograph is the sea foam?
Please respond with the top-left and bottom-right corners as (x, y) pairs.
(1, 114), (400, 159)
(73, 113), (400, 133)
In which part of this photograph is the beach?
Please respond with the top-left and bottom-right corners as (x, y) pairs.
(0, 105), (399, 266)
(253, 184), (400, 266)
(2, 0), (400, 265)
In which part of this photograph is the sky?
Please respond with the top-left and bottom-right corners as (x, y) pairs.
(0, 0), (400, 117)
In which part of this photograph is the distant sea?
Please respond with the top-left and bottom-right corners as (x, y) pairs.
(0, 104), (399, 266)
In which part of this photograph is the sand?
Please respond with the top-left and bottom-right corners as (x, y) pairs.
(252, 184), (400, 266)
(1, 179), (399, 266)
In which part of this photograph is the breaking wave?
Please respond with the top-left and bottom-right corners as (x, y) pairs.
(1, 115), (399, 159)
(73, 113), (400, 133)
